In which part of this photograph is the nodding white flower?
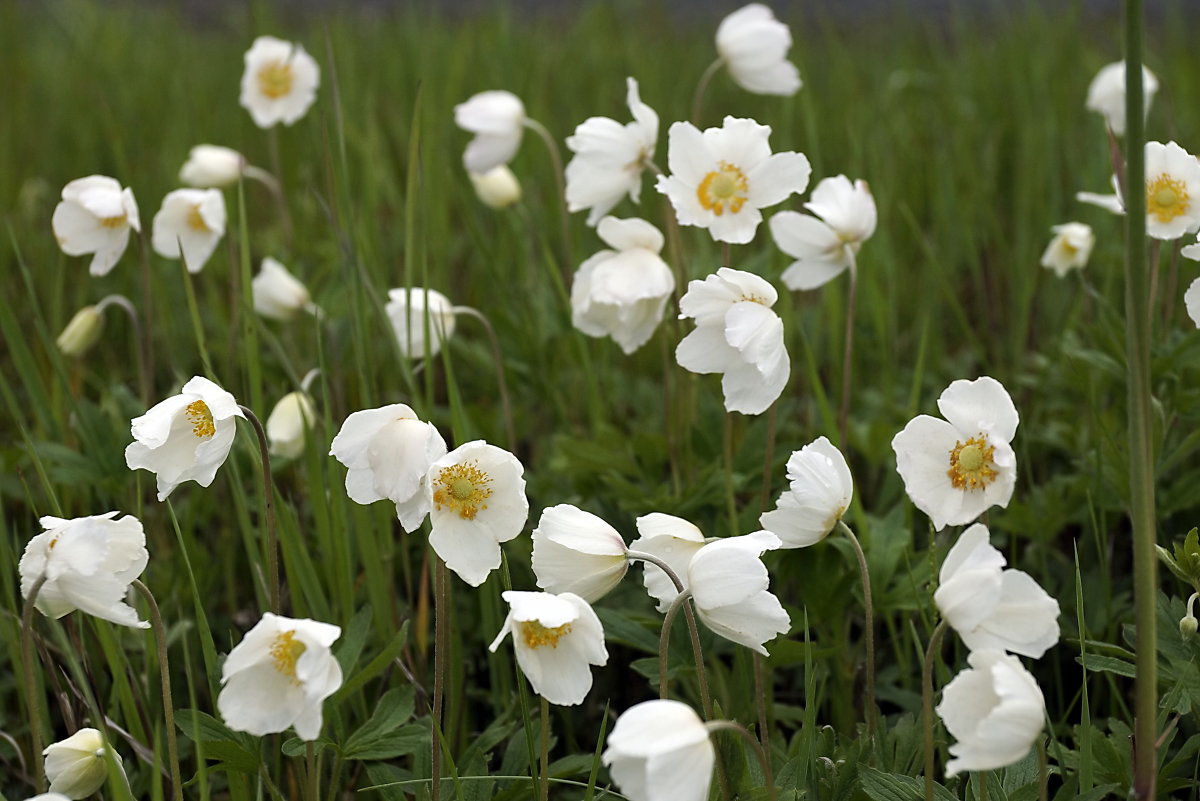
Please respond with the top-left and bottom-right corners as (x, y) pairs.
(1185, 277), (1200, 327)
(657, 116), (810, 244)
(532, 505), (628, 602)
(630, 513), (708, 612)
(936, 649), (1045, 777)
(770, 175), (877, 291)
(180, 145), (245, 188)
(385, 287), (457, 359)
(426, 441), (528, 587)
(565, 77), (659, 226)
(266, 390), (316, 459)
(253, 257), (319, 321)
(1085, 61), (1158, 136)
(935, 524), (1060, 658)
(688, 530), (790, 655)
(19, 513), (149, 629)
(571, 216), (675, 354)
(1144, 141), (1200, 241)
(217, 613), (343, 740)
(51, 176), (140, 277)
(1040, 222), (1094, 278)
(602, 700), (714, 801)
(760, 436), (853, 548)
(56, 306), (104, 358)
(151, 188), (227, 273)
(455, 90), (526, 174)
(676, 267), (789, 416)
(489, 591), (607, 706)
(239, 36), (320, 128)
(125, 377), (244, 501)
(43, 728), (124, 799)
(329, 403), (447, 531)
(1076, 174), (1124, 215)
(715, 4), (802, 96)
(891, 376), (1018, 531)
(469, 165), (522, 209)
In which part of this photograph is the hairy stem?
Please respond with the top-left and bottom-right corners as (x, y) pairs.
(837, 520), (876, 737)
(21, 575), (48, 793)
(539, 696), (551, 801)
(838, 257), (859, 450)
(923, 618), (949, 801)
(432, 557), (448, 801)
(704, 720), (777, 801)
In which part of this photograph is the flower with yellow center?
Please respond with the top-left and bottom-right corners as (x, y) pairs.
(151, 188), (227, 273)
(1040, 222), (1094, 278)
(51, 175), (141, 277)
(1143, 141), (1200, 241)
(770, 174), (877, 291)
(240, 36), (320, 128)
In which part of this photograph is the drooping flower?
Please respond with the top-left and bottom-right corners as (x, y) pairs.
(570, 216), (675, 354)
(239, 36), (320, 128)
(1185, 277), (1200, 327)
(657, 116), (810, 244)
(1040, 222), (1094, 277)
(630, 513), (708, 612)
(56, 305), (104, 358)
(19, 513), (149, 629)
(688, 530), (790, 654)
(43, 728), (124, 799)
(253, 257), (319, 321)
(455, 90), (526, 173)
(1085, 61), (1158, 136)
(1143, 141), (1200, 241)
(532, 504), (628, 602)
(266, 390), (316, 459)
(51, 176), (140, 277)
(426, 440), (528, 586)
(602, 699), (714, 801)
(469, 165), (522, 209)
(489, 590), (608, 705)
(759, 436), (853, 548)
(151, 188), (227, 273)
(180, 145), (246, 188)
(936, 649), (1045, 777)
(1075, 174), (1124, 215)
(565, 77), (659, 226)
(715, 4), (802, 96)
(676, 267), (789, 415)
(891, 376), (1018, 531)
(217, 613), (343, 740)
(385, 287), (457, 359)
(125, 377), (244, 501)
(328, 403), (447, 531)
(770, 175), (877, 290)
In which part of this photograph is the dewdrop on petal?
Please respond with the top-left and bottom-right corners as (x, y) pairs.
(179, 145), (245, 188)
(43, 728), (123, 799)
(267, 390), (315, 459)
(469, 165), (522, 209)
(56, 305), (104, 357)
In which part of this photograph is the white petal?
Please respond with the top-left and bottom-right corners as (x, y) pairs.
(937, 376), (1019, 442)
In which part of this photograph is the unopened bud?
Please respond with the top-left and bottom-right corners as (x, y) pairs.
(266, 391), (316, 459)
(469, 165), (521, 209)
(1181, 614), (1197, 642)
(56, 306), (104, 357)
(180, 144), (245, 188)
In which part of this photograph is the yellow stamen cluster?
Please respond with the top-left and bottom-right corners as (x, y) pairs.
(99, 214), (127, 229)
(946, 435), (998, 491)
(185, 400), (216, 440)
(186, 205), (209, 232)
(1146, 174), (1190, 223)
(520, 620), (573, 649)
(697, 161), (749, 217)
(258, 61), (295, 99)
(270, 629), (307, 683)
(433, 462), (493, 520)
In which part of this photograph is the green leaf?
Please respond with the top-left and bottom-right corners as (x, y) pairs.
(282, 737), (334, 758)
(859, 766), (957, 801)
(1075, 654), (1136, 678)
(594, 607), (661, 654)
(344, 722), (427, 761)
(335, 620), (410, 701)
(343, 686), (418, 759)
(335, 605), (374, 677)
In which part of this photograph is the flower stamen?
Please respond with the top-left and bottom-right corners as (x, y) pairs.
(520, 620), (573, 649)
(433, 462), (493, 520)
(697, 161), (749, 217)
(186, 205), (209, 232)
(946, 435), (998, 491)
(99, 214), (127, 229)
(186, 400), (216, 440)
(1146, 174), (1190, 223)
(270, 629), (307, 684)
(257, 61), (294, 99)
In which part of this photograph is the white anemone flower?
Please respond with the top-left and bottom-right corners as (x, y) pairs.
(759, 436), (853, 548)
(239, 36), (320, 128)
(19, 513), (149, 629)
(385, 287), (457, 359)
(43, 728), (123, 799)
(935, 523), (1060, 658)
(180, 145), (245, 188)
(565, 77), (659, 226)
(266, 390), (316, 459)
(936, 649), (1045, 777)
(125, 377), (244, 501)
(1144, 141), (1200, 241)
(51, 176), (140, 277)
(657, 116), (810, 244)
(688, 530), (790, 655)
(676, 267), (789, 416)
(489, 590), (608, 706)
(151, 188), (227, 273)
(469, 165), (522, 209)
(891, 376), (1018, 531)
(1085, 61), (1158, 137)
(1185, 277), (1200, 327)
(532, 504), (628, 602)
(1040, 222), (1094, 278)
(455, 90), (526, 173)
(426, 440), (528, 586)
(715, 4), (802, 96)
(217, 613), (343, 740)
(571, 216), (675, 354)
(602, 699), (714, 801)
(770, 175), (877, 290)
(253, 257), (319, 321)
(329, 403), (447, 531)
(26, 794), (72, 801)
(630, 513), (708, 612)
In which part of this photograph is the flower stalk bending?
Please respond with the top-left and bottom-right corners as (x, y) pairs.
(21, 574), (48, 793)
(240, 405), (280, 612)
(133, 580), (183, 801)
(704, 720), (777, 801)
(837, 520), (876, 737)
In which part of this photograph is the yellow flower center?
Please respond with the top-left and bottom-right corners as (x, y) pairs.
(520, 620), (573, 649)
(433, 462), (493, 520)
(186, 204), (209, 232)
(99, 214), (127, 229)
(1146, 174), (1190, 223)
(697, 161), (749, 217)
(186, 400), (216, 440)
(258, 61), (294, 99)
(946, 435), (998, 491)
(270, 629), (307, 683)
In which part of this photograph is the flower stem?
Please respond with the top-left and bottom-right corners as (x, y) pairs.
(838, 257), (859, 450)
(659, 589), (693, 699)
(239, 405), (280, 613)
(306, 741), (319, 801)
(21, 574), (48, 793)
(979, 771), (989, 801)
(723, 412), (739, 536)
(97, 294), (150, 407)
(691, 58), (725, 125)
(266, 127), (294, 249)
(704, 720), (777, 801)
(524, 117), (572, 275)
(752, 653), (775, 790)
(837, 520), (875, 738)
(432, 556), (448, 801)
(132, 580), (183, 801)
(923, 618), (949, 801)
(539, 696), (551, 801)
(180, 259), (216, 380)
(452, 306), (516, 450)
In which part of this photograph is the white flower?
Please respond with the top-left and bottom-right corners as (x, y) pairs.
(51, 176), (140, 277)
(1085, 61), (1158, 136)
(151, 188), (227, 273)
(532, 504), (628, 602)
(56, 306), (104, 358)
(936, 649), (1045, 777)
(488, 591), (607, 706)
(676, 267), (789, 415)
(630, 513), (708, 613)
(125, 376), (244, 501)
(253, 257), (318, 321)
(455, 90), (526, 173)
(602, 699), (714, 801)
(329, 403), (447, 531)
(657, 116), (810, 244)
(217, 613), (343, 740)
(759, 436), (853, 548)
(266, 390), (315, 459)
(469, 165), (522, 209)
(239, 36), (320, 128)
(688, 530), (790, 655)
(426, 440), (528, 586)
(770, 175), (876, 290)
(571, 216), (675, 354)
(1040, 222), (1094, 277)
(565, 77), (659, 226)
(715, 4), (802, 96)
(385, 287), (457, 359)
(1185, 277), (1200, 327)
(1075, 174), (1124, 215)
(43, 728), (123, 799)
(19, 513), (149, 629)
(1144, 141), (1200, 241)
(180, 145), (245, 188)
(25, 794), (72, 801)
(891, 376), (1018, 531)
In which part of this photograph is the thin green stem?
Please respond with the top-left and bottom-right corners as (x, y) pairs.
(452, 306), (516, 450)
(96, 294), (150, 407)
(837, 520), (876, 737)
(524, 117), (572, 275)
(979, 771), (989, 801)
(539, 696), (550, 801)
(306, 742), (319, 801)
(179, 258), (215, 379)
(132, 580), (183, 801)
(239, 405), (279, 613)
(923, 618), (949, 801)
(658, 589), (693, 699)
(691, 58), (725, 125)
(704, 720), (777, 801)
(838, 257), (859, 450)
(760, 405), (777, 514)
(723, 413), (739, 536)
(21, 574), (48, 793)
(266, 127), (295, 249)
(237, 178), (264, 413)
(432, 556), (448, 801)
(752, 653), (775, 791)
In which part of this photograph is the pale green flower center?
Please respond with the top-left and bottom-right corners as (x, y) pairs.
(258, 61), (294, 99)
(99, 214), (127, 229)
(946, 436), (997, 491)
(1147, 174), (1189, 223)
(520, 620), (572, 649)
(433, 462), (493, 520)
(697, 161), (749, 217)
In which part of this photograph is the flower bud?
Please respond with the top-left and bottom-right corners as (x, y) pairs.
(56, 306), (104, 358)
(469, 165), (522, 209)
(43, 728), (124, 799)
(179, 145), (245, 188)
(1180, 614), (1197, 642)
(266, 391), (316, 459)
